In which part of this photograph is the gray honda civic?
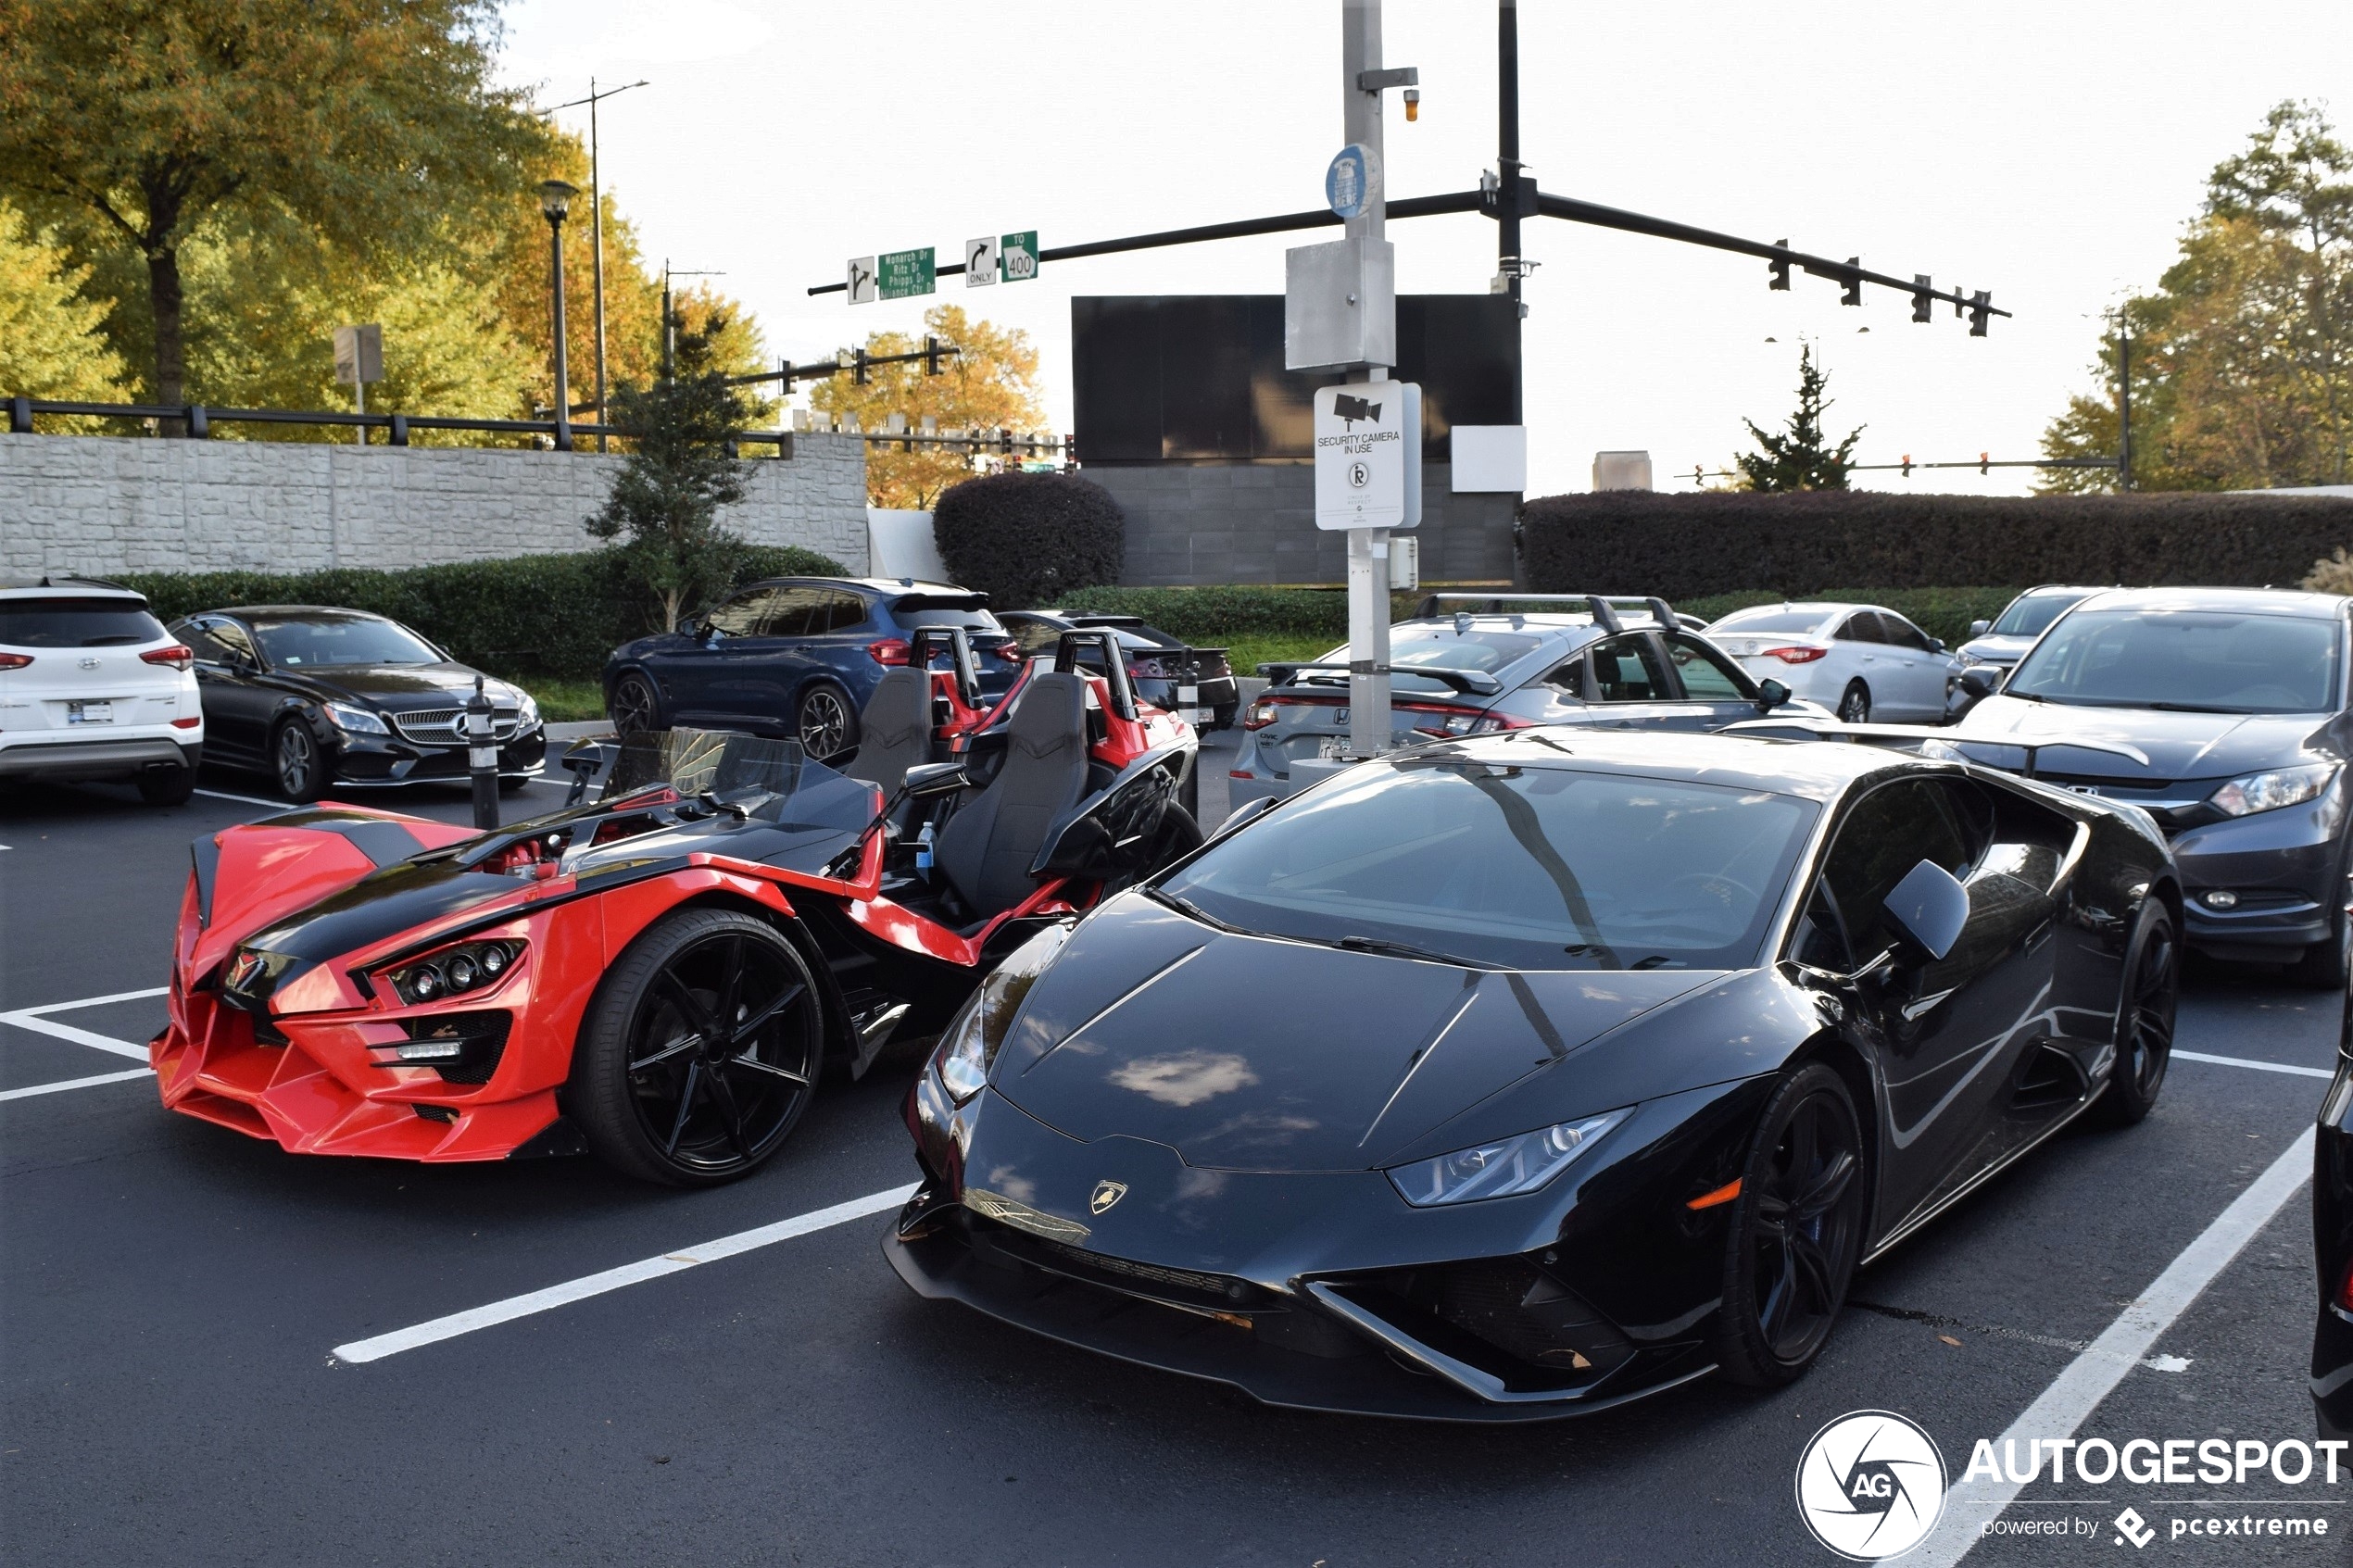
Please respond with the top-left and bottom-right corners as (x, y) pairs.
(1947, 585), (2353, 985)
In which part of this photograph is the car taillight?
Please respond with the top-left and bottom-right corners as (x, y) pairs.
(867, 638), (912, 666)
(142, 645), (195, 671)
(992, 641), (1023, 662)
(1242, 699), (1280, 730)
(2339, 1258), (2353, 1313)
(0, 652), (31, 670)
(1764, 645), (1829, 664)
(1398, 702), (1532, 738)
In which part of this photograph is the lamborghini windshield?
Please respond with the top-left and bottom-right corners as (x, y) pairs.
(1160, 759), (1818, 971)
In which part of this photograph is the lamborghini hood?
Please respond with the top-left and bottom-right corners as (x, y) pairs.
(988, 897), (1718, 1173)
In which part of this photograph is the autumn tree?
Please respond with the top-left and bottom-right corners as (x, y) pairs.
(810, 305), (1049, 508)
(0, 200), (130, 405)
(585, 320), (753, 634)
(2042, 101), (2352, 492)
(1734, 344), (1861, 492)
(0, 0), (546, 410)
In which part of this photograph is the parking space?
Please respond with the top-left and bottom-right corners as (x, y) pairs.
(4, 734), (2347, 1565)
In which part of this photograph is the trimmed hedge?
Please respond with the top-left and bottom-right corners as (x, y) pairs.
(1517, 490), (2353, 600)
(933, 471), (1125, 608)
(118, 545), (846, 684)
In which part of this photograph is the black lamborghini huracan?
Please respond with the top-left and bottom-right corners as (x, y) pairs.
(887, 729), (2183, 1421)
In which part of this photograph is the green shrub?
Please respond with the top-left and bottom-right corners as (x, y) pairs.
(119, 545), (845, 684)
(1516, 489), (2353, 600)
(933, 471), (1125, 606)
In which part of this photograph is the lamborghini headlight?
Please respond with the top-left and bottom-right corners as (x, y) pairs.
(1388, 1109), (1630, 1207)
(929, 920), (1076, 1105)
(2209, 762), (2335, 818)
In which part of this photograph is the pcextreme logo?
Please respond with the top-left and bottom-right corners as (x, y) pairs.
(1795, 1411), (1948, 1562)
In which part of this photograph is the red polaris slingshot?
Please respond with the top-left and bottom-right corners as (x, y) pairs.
(151, 633), (1200, 1184)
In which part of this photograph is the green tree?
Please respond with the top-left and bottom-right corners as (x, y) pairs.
(811, 304), (1048, 508)
(2042, 102), (2352, 492)
(0, 199), (130, 405)
(585, 320), (755, 634)
(1734, 344), (1861, 491)
(0, 0), (547, 409)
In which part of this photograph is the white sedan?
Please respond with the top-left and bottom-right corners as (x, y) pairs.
(1704, 601), (1961, 723)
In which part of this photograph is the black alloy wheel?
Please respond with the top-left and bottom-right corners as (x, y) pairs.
(1714, 1063), (1867, 1387)
(1836, 682), (1871, 724)
(2095, 904), (2179, 1126)
(272, 720), (325, 802)
(570, 908), (824, 1186)
(797, 683), (857, 759)
(609, 671), (664, 737)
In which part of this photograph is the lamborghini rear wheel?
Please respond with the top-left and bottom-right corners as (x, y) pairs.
(569, 908), (824, 1186)
(1713, 1063), (1866, 1387)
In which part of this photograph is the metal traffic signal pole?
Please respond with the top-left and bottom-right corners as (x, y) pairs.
(1341, 0), (1393, 759)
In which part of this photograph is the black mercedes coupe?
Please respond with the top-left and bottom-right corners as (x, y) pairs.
(888, 729), (2182, 1421)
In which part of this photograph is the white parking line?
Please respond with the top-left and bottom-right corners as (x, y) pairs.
(2174, 1047), (2334, 1080)
(1914, 1126), (2317, 1566)
(0, 986), (166, 1062)
(333, 1183), (919, 1364)
(0, 1068), (154, 1103)
(194, 787), (293, 809)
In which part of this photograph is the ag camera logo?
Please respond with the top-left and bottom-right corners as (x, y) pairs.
(1795, 1411), (1947, 1561)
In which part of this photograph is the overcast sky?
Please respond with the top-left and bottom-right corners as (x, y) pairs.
(495, 1), (2350, 499)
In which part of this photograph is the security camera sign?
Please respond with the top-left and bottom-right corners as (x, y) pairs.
(1315, 379), (1410, 530)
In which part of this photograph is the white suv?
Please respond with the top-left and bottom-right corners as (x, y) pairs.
(0, 578), (204, 805)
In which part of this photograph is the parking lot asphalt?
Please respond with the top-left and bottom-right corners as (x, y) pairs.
(4, 735), (2348, 1566)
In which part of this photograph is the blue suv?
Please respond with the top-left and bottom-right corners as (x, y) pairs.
(602, 577), (1022, 756)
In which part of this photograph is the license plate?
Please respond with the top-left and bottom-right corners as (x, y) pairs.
(1316, 736), (1350, 759)
(67, 700), (113, 725)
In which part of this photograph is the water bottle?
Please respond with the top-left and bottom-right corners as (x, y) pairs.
(915, 820), (935, 879)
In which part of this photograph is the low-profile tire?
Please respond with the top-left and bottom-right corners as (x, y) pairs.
(608, 670), (665, 737)
(567, 907), (824, 1187)
(1712, 1062), (1867, 1389)
(2095, 903), (2179, 1126)
(137, 766), (197, 806)
(2289, 844), (2353, 989)
(271, 719), (325, 802)
(1835, 682), (1871, 724)
(796, 681), (858, 760)
(498, 774), (532, 795)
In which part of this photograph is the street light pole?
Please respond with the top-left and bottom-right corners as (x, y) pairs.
(537, 80), (647, 452)
(1342, 0), (1392, 759)
(2117, 312), (2133, 492)
(540, 180), (577, 452)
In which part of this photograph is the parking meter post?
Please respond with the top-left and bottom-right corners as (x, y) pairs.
(465, 674), (499, 830)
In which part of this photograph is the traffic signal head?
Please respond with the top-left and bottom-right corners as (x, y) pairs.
(1768, 240), (1791, 292)
(852, 347), (870, 386)
(923, 334), (946, 375)
(1969, 291), (1992, 337)
(1911, 275), (1933, 324)
(1841, 257), (1862, 307)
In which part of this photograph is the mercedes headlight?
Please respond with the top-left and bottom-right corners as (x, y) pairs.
(324, 700), (388, 736)
(929, 920), (1075, 1105)
(1387, 1110), (1630, 1207)
(515, 691), (541, 731)
(2209, 763), (2336, 818)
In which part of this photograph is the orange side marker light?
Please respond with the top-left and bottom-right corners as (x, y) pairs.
(1686, 1177), (1743, 1210)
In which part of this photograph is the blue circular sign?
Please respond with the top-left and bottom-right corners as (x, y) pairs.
(1326, 144), (1380, 220)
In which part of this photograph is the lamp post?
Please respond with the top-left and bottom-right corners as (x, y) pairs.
(539, 179), (577, 452)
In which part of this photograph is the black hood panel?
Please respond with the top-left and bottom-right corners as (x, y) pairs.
(271, 662), (518, 712)
(991, 897), (1715, 1172)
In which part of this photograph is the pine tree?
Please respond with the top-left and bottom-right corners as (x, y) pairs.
(585, 320), (753, 635)
(1735, 344), (1864, 491)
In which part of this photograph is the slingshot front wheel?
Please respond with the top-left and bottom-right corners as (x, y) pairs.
(569, 908), (824, 1186)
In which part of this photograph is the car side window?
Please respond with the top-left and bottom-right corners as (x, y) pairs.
(1663, 633), (1755, 699)
(1587, 634), (1671, 702)
(758, 587), (832, 638)
(705, 589), (779, 637)
(1818, 779), (1978, 955)
(1835, 613), (1885, 645)
(812, 591), (868, 633)
(1006, 617), (1063, 656)
(1880, 614), (1935, 653)
(203, 618), (258, 667)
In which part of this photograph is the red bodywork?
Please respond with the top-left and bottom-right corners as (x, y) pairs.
(151, 667), (1191, 1165)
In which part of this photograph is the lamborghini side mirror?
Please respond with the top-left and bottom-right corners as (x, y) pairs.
(1881, 859), (1969, 963)
(1755, 678), (1792, 712)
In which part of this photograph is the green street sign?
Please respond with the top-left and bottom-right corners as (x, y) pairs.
(1000, 232), (1038, 282)
(877, 247), (936, 301)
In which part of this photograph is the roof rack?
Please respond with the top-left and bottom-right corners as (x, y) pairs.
(1411, 592), (1680, 633)
(1255, 659), (1504, 696)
